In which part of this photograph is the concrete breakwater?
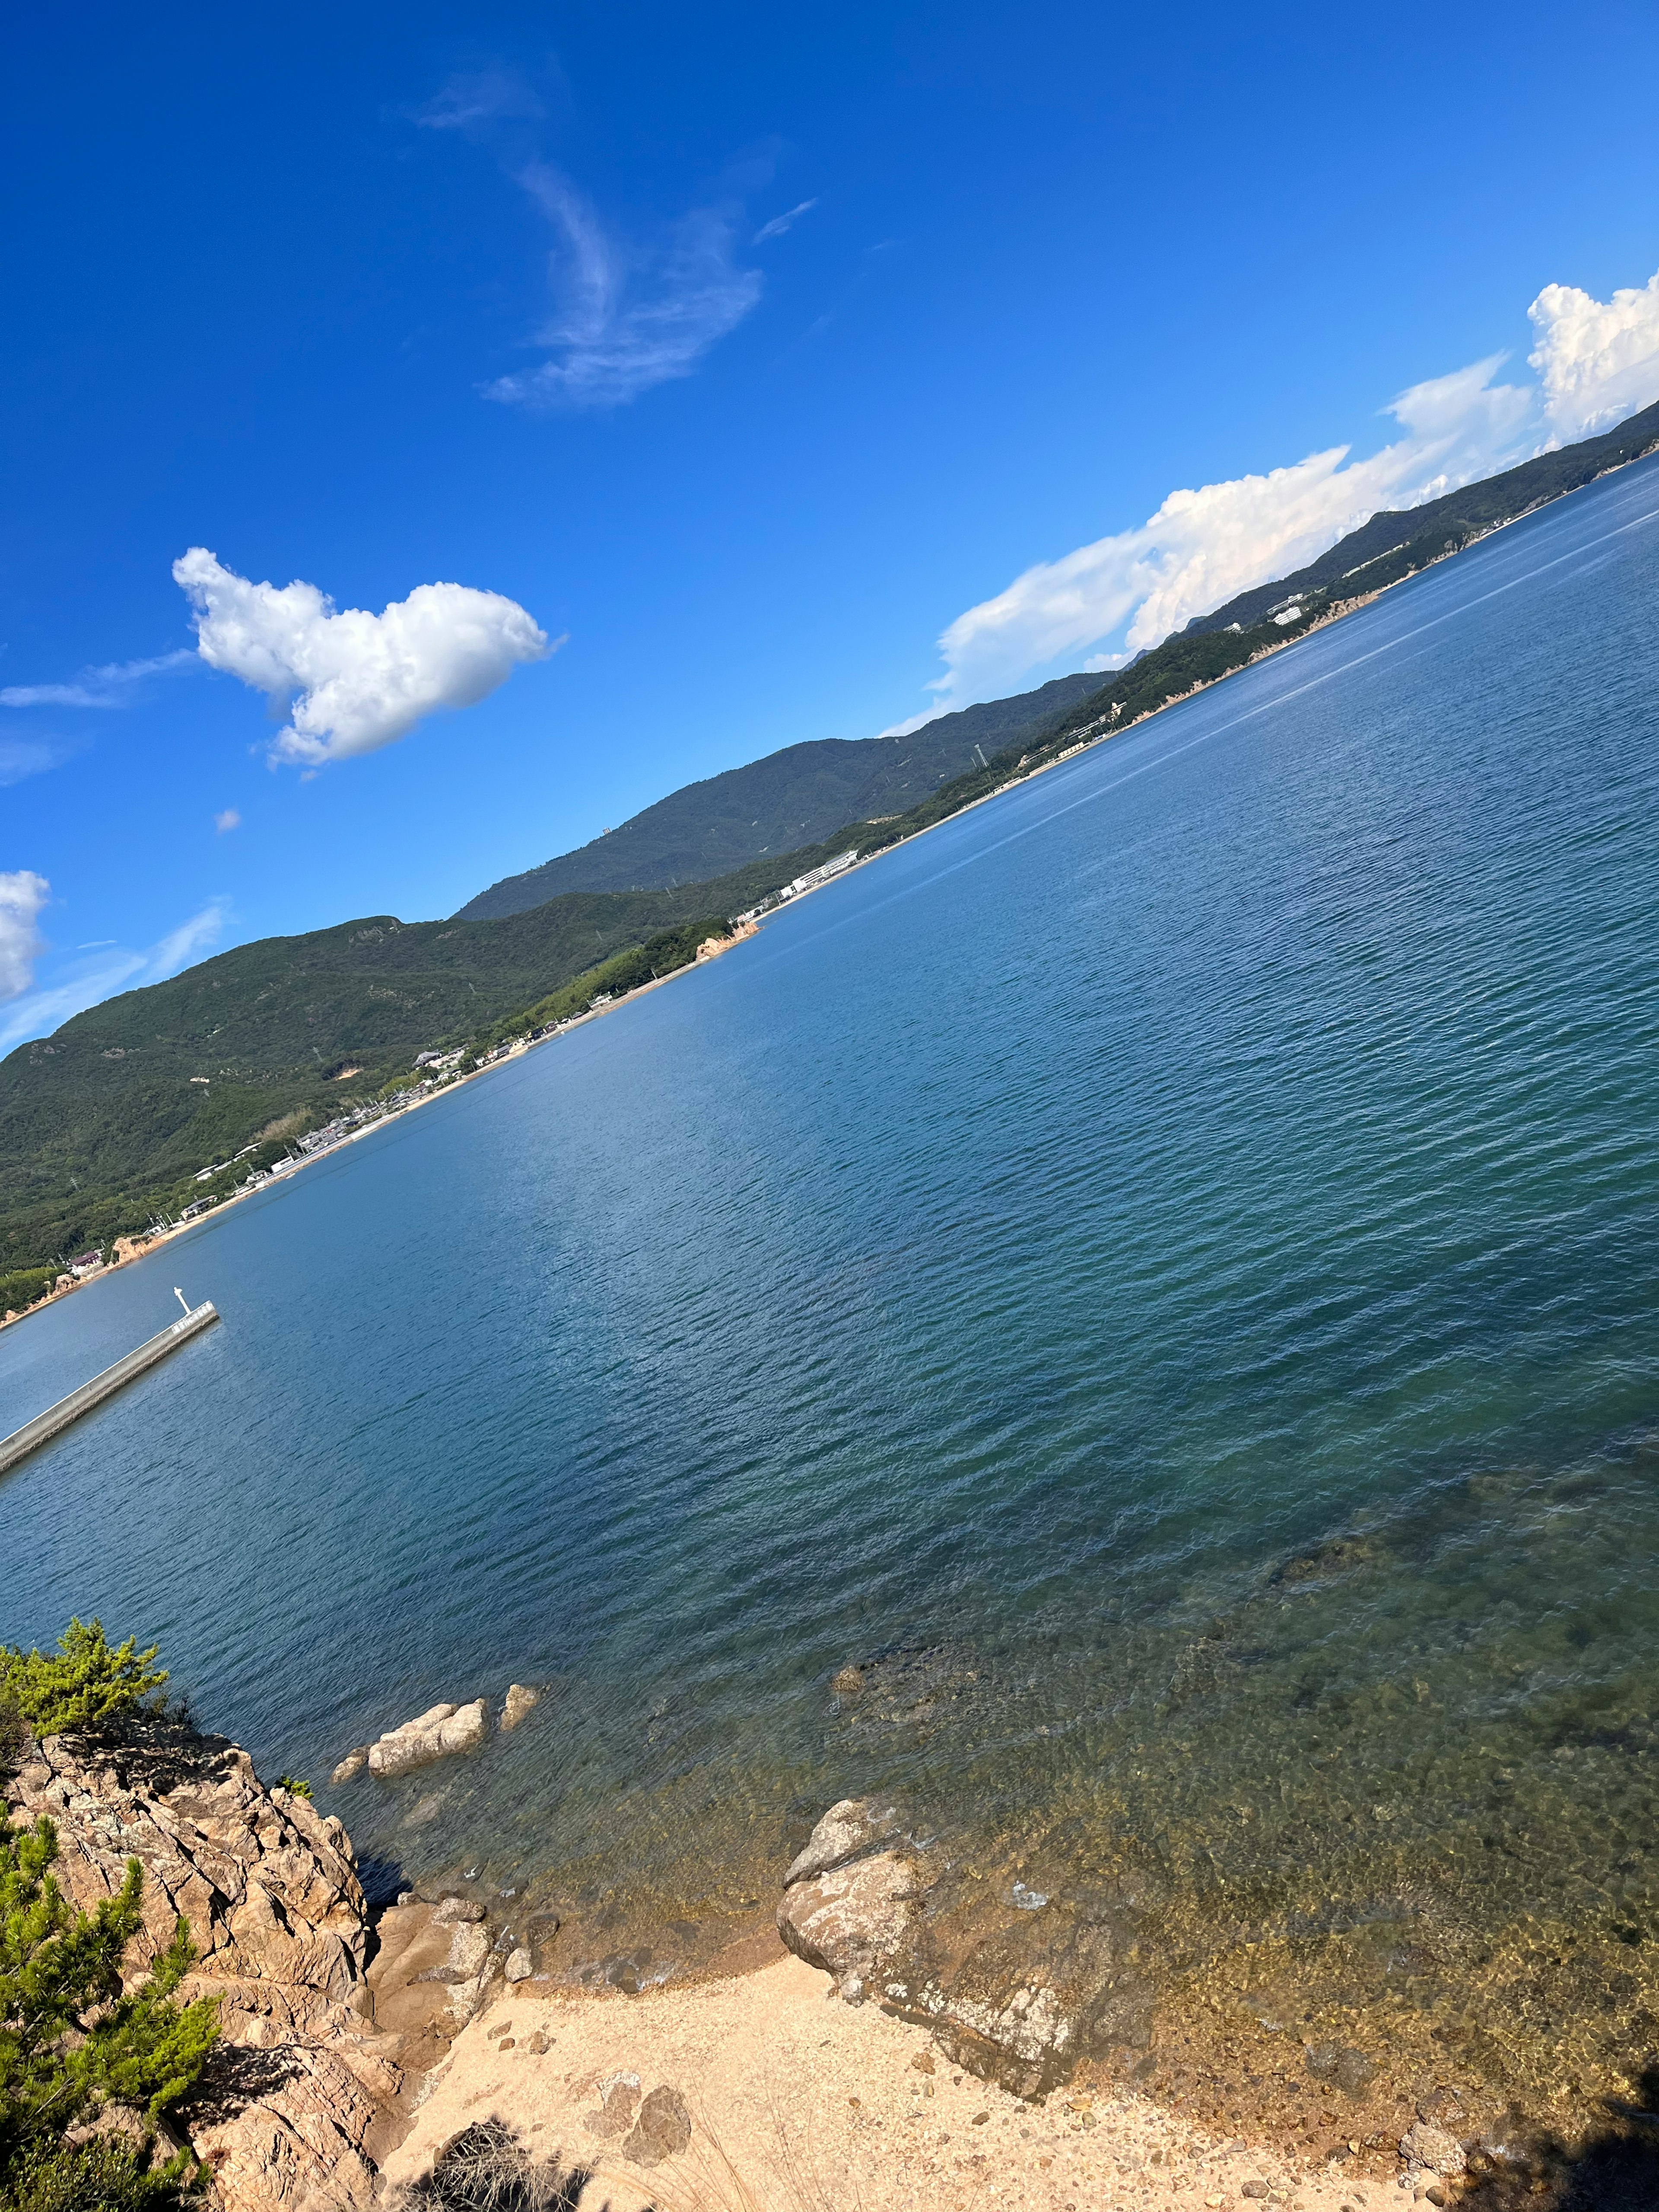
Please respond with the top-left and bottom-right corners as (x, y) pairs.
(0, 1297), (218, 1476)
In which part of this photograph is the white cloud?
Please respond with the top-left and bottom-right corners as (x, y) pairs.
(900, 262), (1659, 721)
(214, 807), (241, 833)
(755, 199), (817, 244)
(172, 549), (553, 768)
(0, 651), (193, 710)
(0, 900), (227, 1055)
(0, 871), (50, 1003)
(486, 163), (763, 410)
(1529, 270), (1659, 437)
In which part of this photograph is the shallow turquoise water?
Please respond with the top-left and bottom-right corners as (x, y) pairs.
(4, 457), (1659, 2109)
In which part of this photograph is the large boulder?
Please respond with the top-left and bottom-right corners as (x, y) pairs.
(365, 1699), (489, 1777)
(779, 1849), (926, 1993)
(777, 1795), (1155, 2100)
(6, 1719), (404, 2212)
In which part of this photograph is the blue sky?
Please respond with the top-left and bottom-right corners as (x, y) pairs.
(4, 0), (1659, 1046)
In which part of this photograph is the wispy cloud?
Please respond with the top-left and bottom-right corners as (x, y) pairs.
(893, 262), (1659, 723)
(485, 162), (765, 410)
(754, 199), (817, 244)
(0, 738), (64, 787)
(173, 548), (553, 768)
(214, 807), (241, 833)
(0, 650), (193, 711)
(414, 69), (546, 133)
(0, 899), (229, 1055)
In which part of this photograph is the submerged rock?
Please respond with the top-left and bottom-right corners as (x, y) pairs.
(500, 1682), (539, 1730)
(1401, 2120), (1468, 2175)
(365, 1698), (489, 1777)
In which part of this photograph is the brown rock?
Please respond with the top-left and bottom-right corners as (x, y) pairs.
(365, 1699), (489, 1777)
(1401, 2120), (1468, 2176)
(623, 2084), (693, 2166)
(500, 1683), (539, 1730)
(777, 1848), (925, 1985)
(331, 1747), (369, 1784)
(779, 1796), (1156, 2101)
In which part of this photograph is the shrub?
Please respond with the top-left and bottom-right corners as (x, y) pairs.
(274, 1777), (311, 1800)
(0, 1269), (54, 1317)
(0, 1815), (219, 2199)
(0, 1691), (21, 1787)
(1, 2132), (201, 2211)
(0, 1621), (168, 1740)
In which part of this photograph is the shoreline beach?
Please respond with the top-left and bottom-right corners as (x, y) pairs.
(381, 1948), (1446, 2212)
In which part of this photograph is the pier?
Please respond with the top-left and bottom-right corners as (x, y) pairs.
(0, 1295), (219, 1477)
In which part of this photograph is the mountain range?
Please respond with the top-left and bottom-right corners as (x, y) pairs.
(455, 671), (1109, 919)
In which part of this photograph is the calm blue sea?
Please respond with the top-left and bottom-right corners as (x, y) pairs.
(5, 456), (1659, 2107)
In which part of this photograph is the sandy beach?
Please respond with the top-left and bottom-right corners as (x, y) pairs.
(382, 1949), (1419, 2212)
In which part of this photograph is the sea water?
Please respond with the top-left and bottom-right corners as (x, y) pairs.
(5, 454), (1659, 2126)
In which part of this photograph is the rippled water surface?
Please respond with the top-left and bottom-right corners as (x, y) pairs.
(5, 459), (1659, 2127)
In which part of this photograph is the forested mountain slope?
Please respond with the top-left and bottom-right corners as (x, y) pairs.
(0, 841), (854, 1275)
(454, 672), (1107, 919)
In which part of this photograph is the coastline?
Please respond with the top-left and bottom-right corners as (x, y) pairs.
(383, 1951), (1419, 2212)
(9, 439), (1654, 1345)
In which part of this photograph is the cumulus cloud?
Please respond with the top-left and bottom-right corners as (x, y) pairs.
(1529, 269), (1659, 437)
(214, 808), (241, 833)
(899, 263), (1659, 721)
(0, 871), (50, 1003)
(0, 651), (192, 710)
(0, 900), (227, 1055)
(172, 549), (553, 768)
(486, 163), (763, 410)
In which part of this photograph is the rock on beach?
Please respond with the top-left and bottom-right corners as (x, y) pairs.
(778, 1794), (1155, 2100)
(1400, 2120), (1468, 2176)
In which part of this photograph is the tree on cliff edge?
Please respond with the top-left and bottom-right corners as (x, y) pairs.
(0, 1812), (219, 2209)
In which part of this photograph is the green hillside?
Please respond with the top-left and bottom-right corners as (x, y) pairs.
(454, 672), (1108, 919)
(0, 844), (854, 1278)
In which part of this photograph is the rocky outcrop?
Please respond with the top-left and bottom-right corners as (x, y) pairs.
(778, 1797), (1155, 2100)
(7, 1719), (404, 2212)
(365, 1700), (489, 1777)
(499, 1684), (538, 1731)
(366, 1895), (504, 2044)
